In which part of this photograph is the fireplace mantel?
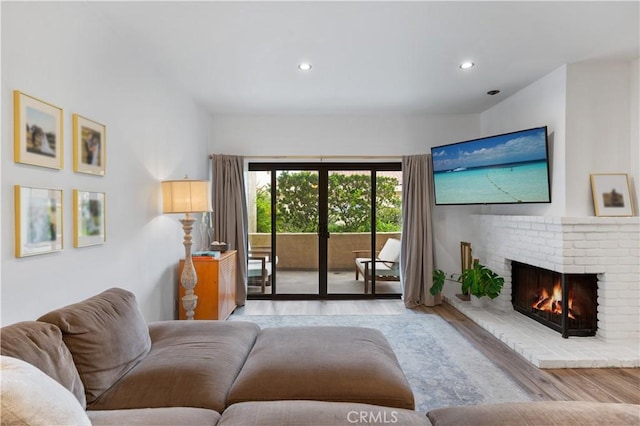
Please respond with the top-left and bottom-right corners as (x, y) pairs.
(470, 215), (639, 342)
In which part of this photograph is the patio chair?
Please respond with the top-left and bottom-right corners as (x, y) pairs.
(248, 247), (275, 293)
(353, 238), (401, 293)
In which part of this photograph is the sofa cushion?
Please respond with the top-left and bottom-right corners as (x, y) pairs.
(88, 407), (221, 426)
(219, 401), (429, 426)
(378, 238), (401, 262)
(0, 321), (86, 408)
(37, 287), (151, 404)
(88, 320), (260, 412)
(227, 326), (415, 410)
(426, 401), (640, 426)
(1, 356), (91, 426)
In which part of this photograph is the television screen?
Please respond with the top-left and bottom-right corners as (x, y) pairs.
(431, 126), (551, 205)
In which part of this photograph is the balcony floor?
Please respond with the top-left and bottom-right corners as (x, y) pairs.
(247, 269), (402, 296)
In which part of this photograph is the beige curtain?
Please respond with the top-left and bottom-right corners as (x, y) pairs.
(211, 154), (248, 306)
(400, 154), (441, 308)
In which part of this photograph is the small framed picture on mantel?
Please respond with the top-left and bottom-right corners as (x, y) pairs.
(590, 173), (634, 217)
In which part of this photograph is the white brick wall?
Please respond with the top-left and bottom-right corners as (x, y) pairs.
(472, 215), (640, 342)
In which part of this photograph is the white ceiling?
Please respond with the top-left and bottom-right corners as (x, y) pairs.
(95, 1), (639, 115)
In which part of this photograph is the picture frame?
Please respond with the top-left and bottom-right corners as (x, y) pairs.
(73, 190), (106, 247)
(14, 185), (63, 257)
(590, 173), (635, 217)
(14, 91), (64, 169)
(73, 114), (106, 176)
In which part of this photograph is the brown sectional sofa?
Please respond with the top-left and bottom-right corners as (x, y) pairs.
(2, 287), (638, 426)
(1, 288), (428, 425)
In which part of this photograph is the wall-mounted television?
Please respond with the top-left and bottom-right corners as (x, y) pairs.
(431, 126), (551, 205)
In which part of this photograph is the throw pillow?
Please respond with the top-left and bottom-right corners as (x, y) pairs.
(0, 321), (86, 408)
(1, 355), (91, 426)
(38, 287), (151, 404)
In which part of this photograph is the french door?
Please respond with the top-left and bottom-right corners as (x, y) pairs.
(247, 162), (402, 299)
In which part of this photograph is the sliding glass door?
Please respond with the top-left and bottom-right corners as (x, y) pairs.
(247, 162), (402, 299)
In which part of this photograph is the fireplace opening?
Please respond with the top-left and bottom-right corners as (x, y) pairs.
(511, 261), (598, 338)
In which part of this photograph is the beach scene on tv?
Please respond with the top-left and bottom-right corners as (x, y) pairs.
(432, 127), (551, 204)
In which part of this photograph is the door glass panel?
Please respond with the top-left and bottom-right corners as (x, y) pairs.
(247, 170), (274, 295)
(248, 163), (402, 299)
(373, 170), (403, 295)
(327, 170), (372, 295)
(274, 170), (319, 295)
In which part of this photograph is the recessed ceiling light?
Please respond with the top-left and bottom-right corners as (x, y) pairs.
(459, 61), (475, 70)
(298, 63), (312, 71)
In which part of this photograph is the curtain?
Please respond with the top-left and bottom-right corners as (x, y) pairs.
(211, 154), (248, 306)
(400, 154), (441, 308)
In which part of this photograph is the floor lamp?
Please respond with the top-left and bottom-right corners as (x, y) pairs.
(161, 177), (210, 320)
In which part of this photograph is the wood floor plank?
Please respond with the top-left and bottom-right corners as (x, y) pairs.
(233, 299), (640, 404)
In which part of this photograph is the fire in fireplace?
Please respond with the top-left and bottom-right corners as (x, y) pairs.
(511, 261), (597, 338)
(532, 282), (576, 319)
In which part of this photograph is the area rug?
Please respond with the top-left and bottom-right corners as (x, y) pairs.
(228, 313), (532, 413)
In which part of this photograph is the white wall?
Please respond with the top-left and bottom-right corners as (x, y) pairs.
(480, 66), (568, 217)
(566, 60), (637, 216)
(631, 59), (640, 203)
(479, 60), (639, 219)
(1, 3), (211, 325)
(211, 114), (481, 275)
(211, 114), (479, 157)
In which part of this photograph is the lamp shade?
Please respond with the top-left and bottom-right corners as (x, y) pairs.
(161, 179), (210, 214)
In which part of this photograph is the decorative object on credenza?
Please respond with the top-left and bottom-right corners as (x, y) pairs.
(590, 173), (634, 217)
(13, 91), (63, 169)
(14, 185), (63, 257)
(210, 241), (230, 252)
(72, 114), (106, 176)
(73, 190), (106, 247)
(199, 211), (214, 251)
(161, 177), (211, 320)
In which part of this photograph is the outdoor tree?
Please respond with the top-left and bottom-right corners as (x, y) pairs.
(255, 171), (401, 233)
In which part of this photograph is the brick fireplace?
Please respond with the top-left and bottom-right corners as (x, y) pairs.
(511, 261), (598, 338)
(473, 215), (639, 342)
(443, 215), (639, 367)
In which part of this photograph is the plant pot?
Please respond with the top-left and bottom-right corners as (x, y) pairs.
(470, 295), (490, 308)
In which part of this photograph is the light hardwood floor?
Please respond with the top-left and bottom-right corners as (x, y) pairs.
(232, 299), (640, 404)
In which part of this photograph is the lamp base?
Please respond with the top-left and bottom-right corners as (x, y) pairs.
(180, 215), (198, 320)
(182, 293), (198, 320)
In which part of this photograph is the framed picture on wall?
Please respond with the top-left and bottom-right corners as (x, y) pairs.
(14, 185), (63, 257)
(590, 173), (634, 217)
(13, 91), (64, 169)
(73, 190), (106, 247)
(73, 114), (106, 176)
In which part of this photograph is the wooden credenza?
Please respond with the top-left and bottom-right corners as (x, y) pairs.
(178, 250), (237, 320)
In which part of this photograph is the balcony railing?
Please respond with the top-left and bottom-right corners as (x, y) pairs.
(249, 232), (401, 270)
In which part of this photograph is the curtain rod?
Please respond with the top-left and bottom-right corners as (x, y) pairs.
(208, 154), (402, 160)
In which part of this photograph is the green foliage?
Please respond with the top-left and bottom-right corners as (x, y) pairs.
(255, 187), (271, 233)
(275, 171), (319, 233)
(429, 269), (446, 296)
(459, 260), (504, 299)
(375, 176), (402, 232)
(255, 172), (401, 233)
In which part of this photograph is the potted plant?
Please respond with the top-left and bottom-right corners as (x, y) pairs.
(429, 269), (446, 296)
(429, 261), (504, 306)
(459, 260), (504, 306)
